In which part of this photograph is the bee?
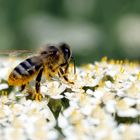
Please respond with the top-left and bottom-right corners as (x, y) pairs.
(8, 42), (76, 100)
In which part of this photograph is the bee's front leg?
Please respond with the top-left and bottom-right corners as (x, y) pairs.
(59, 68), (74, 84)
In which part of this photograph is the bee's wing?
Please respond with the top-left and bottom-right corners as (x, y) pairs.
(0, 50), (33, 57)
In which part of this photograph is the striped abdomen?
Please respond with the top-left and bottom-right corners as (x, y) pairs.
(8, 56), (42, 86)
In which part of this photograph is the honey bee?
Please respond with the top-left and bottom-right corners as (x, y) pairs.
(8, 42), (76, 100)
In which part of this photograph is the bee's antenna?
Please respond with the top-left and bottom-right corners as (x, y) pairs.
(71, 56), (76, 74)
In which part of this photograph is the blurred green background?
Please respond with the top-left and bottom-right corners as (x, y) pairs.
(1, 0), (140, 65)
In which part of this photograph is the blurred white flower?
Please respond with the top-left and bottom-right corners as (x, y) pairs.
(118, 124), (140, 140)
(116, 14), (140, 57)
(116, 98), (138, 117)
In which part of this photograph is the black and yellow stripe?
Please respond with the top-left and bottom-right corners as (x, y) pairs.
(8, 57), (42, 85)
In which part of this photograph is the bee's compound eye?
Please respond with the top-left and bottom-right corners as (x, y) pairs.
(58, 43), (71, 62)
(64, 48), (69, 53)
(62, 47), (71, 60)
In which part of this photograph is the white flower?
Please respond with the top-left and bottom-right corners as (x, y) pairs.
(105, 100), (116, 113)
(0, 83), (8, 90)
(1, 57), (140, 139)
(92, 89), (104, 99)
(116, 98), (138, 117)
(58, 113), (69, 129)
(41, 81), (66, 99)
(117, 108), (138, 117)
(118, 124), (140, 140)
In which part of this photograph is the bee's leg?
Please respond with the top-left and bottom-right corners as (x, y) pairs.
(20, 84), (26, 92)
(59, 68), (74, 84)
(34, 67), (44, 101)
(64, 64), (69, 73)
(58, 71), (61, 77)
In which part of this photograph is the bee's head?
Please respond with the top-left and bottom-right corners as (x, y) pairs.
(59, 42), (76, 74)
(58, 42), (72, 63)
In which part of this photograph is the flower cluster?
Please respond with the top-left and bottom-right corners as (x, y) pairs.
(0, 57), (140, 140)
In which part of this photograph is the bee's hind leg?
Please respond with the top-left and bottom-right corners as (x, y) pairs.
(34, 67), (44, 101)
